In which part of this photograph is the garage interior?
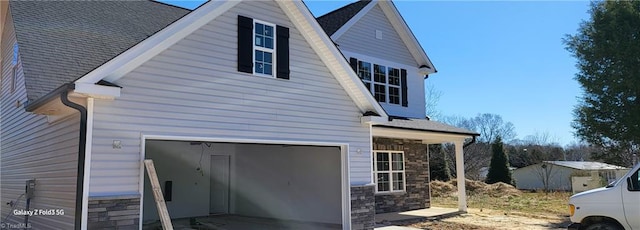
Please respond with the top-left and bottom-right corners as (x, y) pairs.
(142, 140), (344, 230)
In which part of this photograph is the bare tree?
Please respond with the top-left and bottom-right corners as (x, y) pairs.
(424, 82), (442, 119)
(564, 141), (596, 162)
(472, 113), (516, 143)
(523, 131), (561, 146)
(532, 162), (560, 192)
(436, 113), (516, 180)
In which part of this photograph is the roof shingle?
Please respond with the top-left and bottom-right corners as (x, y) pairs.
(316, 0), (371, 36)
(10, 1), (190, 102)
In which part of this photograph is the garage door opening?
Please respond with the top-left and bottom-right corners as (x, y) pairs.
(141, 140), (345, 229)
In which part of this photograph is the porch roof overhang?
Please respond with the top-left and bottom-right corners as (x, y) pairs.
(372, 117), (478, 213)
(372, 118), (479, 144)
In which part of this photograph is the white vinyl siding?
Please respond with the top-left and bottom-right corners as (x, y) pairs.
(0, 14), (77, 229)
(336, 5), (417, 67)
(89, 0), (372, 196)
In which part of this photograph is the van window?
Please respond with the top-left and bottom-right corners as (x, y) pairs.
(629, 169), (640, 191)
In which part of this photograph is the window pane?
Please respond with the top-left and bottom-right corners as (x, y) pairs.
(393, 173), (404, 191)
(378, 182), (389, 192)
(255, 50), (263, 61)
(358, 61), (372, 81)
(376, 153), (389, 171)
(374, 84), (386, 102)
(392, 153), (403, 162)
(264, 25), (273, 37)
(255, 23), (264, 34)
(264, 64), (272, 75)
(255, 35), (263, 47)
(392, 153), (403, 170)
(255, 62), (264, 74)
(377, 173), (390, 192)
(389, 87), (400, 104)
(264, 52), (272, 64)
(388, 68), (400, 86)
(374, 64), (386, 83)
(265, 37), (273, 49)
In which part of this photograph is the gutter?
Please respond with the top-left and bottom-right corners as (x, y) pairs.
(463, 135), (477, 148)
(58, 85), (88, 230)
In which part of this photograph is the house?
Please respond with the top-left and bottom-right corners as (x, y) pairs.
(512, 161), (628, 192)
(0, 1), (478, 230)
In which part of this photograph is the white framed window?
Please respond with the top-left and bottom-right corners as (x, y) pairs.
(356, 61), (403, 105)
(253, 20), (276, 77)
(373, 151), (405, 193)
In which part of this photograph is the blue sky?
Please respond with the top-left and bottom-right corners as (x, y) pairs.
(164, 1), (591, 146)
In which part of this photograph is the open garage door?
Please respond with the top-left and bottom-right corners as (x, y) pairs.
(142, 140), (345, 229)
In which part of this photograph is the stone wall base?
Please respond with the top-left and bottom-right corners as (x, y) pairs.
(87, 195), (140, 230)
(350, 185), (375, 230)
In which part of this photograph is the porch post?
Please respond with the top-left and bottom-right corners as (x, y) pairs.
(454, 140), (467, 212)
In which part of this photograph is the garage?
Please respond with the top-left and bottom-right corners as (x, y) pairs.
(141, 139), (346, 229)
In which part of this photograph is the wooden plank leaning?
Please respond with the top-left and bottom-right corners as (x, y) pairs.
(144, 159), (174, 230)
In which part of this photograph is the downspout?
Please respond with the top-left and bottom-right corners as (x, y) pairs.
(60, 85), (87, 230)
(463, 135), (477, 148)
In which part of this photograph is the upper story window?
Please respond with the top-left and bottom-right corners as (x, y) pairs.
(351, 57), (408, 107)
(254, 21), (275, 76)
(237, 15), (289, 80)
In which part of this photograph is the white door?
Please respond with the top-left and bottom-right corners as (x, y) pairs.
(210, 155), (230, 214)
(622, 167), (639, 229)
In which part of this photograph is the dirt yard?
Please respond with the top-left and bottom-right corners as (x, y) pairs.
(401, 180), (572, 229)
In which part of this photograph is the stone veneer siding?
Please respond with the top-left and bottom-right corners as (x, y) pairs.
(87, 195), (140, 230)
(373, 137), (430, 213)
(350, 185), (375, 230)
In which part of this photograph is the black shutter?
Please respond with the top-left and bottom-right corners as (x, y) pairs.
(276, 25), (289, 80)
(349, 57), (358, 72)
(237, 15), (253, 73)
(401, 69), (408, 107)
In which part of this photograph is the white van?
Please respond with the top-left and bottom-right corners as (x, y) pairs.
(568, 162), (640, 230)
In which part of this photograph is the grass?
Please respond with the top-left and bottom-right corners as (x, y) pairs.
(431, 191), (572, 217)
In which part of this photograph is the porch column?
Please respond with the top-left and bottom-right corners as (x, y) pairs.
(454, 140), (467, 212)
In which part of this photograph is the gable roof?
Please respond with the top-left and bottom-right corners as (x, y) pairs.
(316, 0), (436, 73)
(544, 161), (627, 170)
(315, 0), (371, 36)
(13, 0), (387, 117)
(9, 1), (190, 102)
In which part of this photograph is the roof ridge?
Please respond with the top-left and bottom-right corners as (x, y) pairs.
(149, 0), (194, 12)
(316, 0), (369, 20)
(315, 0), (372, 36)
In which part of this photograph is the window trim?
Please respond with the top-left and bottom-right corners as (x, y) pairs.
(252, 19), (277, 78)
(356, 60), (404, 106)
(373, 150), (406, 194)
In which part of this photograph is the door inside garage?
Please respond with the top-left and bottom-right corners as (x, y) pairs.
(142, 140), (345, 229)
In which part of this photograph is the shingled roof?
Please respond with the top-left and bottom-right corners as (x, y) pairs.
(375, 118), (479, 136)
(316, 0), (371, 36)
(10, 1), (190, 102)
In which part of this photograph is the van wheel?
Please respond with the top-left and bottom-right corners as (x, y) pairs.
(583, 222), (621, 230)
